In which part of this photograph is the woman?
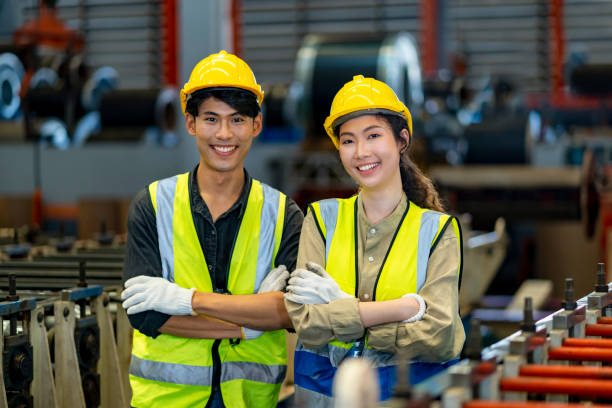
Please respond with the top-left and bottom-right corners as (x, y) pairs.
(284, 75), (465, 407)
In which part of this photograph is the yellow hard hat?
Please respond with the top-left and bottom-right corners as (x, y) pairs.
(180, 50), (264, 115)
(323, 75), (412, 149)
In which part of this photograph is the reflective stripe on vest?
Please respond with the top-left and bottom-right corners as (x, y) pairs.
(130, 355), (213, 386)
(221, 361), (287, 385)
(130, 356), (286, 386)
(131, 173), (287, 407)
(151, 175), (178, 282)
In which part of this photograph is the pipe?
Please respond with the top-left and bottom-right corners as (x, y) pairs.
(548, 346), (612, 362)
(563, 337), (612, 348)
(519, 364), (612, 379)
(586, 324), (612, 337)
(500, 376), (612, 397)
(598, 317), (612, 325)
(549, 0), (565, 98)
(465, 401), (612, 408)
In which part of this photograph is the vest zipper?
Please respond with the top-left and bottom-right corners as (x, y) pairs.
(205, 339), (224, 408)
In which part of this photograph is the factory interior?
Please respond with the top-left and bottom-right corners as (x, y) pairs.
(2, 0), (612, 407)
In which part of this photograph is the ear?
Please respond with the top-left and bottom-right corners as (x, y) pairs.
(398, 128), (410, 152)
(252, 112), (263, 137)
(185, 113), (196, 136)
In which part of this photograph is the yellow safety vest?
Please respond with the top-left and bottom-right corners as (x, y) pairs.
(129, 172), (287, 408)
(293, 195), (462, 399)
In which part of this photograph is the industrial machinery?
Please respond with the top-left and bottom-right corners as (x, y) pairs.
(332, 263), (612, 408)
(0, 245), (130, 408)
(0, 277), (36, 408)
(0, 0), (178, 148)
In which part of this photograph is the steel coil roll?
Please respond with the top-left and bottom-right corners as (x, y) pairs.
(289, 32), (423, 146)
(24, 88), (74, 119)
(463, 113), (529, 164)
(570, 64), (612, 97)
(99, 88), (176, 131)
(0, 53), (25, 119)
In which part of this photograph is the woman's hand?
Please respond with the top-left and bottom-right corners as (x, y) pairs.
(284, 262), (353, 304)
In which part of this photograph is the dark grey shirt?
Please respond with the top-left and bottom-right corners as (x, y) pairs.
(123, 166), (303, 337)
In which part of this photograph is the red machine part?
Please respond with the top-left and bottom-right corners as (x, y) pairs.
(162, 0), (177, 86)
(519, 364), (612, 379)
(13, 1), (84, 51)
(598, 316), (612, 324)
(500, 376), (612, 398)
(548, 346), (612, 362)
(465, 401), (612, 408)
(585, 324), (612, 337)
(563, 337), (612, 348)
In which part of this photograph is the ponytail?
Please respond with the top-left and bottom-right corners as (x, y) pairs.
(399, 155), (445, 212)
(382, 114), (446, 212)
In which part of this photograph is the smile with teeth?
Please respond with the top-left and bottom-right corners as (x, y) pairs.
(357, 163), (379, 171)
(212, 145), (237, 153)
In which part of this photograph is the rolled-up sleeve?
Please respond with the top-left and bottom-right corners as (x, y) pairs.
(366, 228), (465, 362)
(284, 212), (364, 349)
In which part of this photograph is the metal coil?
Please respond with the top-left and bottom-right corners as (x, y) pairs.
(289, 32), (423, 145)
(0, 53), (25, 119)
(570, 64), (612, 96)
(99, 88), (177, 131)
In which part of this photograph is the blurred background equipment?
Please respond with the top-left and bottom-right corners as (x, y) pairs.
(2, 1), (612, 406)
(288, 32), (423, 148)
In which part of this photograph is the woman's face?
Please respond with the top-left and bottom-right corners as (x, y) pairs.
(337, 114), (408, 192)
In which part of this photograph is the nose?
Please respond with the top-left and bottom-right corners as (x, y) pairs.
(216, 119), (232, 140)
(354, 139), (369, 159)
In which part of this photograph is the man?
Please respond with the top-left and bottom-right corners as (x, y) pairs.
(121, 50), (303, 408)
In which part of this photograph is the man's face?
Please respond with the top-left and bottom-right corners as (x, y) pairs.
(185, 97), (262, 174)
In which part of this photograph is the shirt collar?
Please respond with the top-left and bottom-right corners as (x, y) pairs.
(357, 190), (408, 230)
(189, 164), (253, 217)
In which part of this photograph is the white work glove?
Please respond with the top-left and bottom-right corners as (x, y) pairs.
(284, 262), (353, 304)
(238, 265), (289, 340)
(257, 264), (289, 293)
(121, 275), (196, 316)
(401, 293), (426, 323)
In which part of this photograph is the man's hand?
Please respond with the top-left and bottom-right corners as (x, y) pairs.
(121, 275), (196, 316)
(234, 265), (289, 339)
(285, 262), (353, 304)
(258, 264), (289, 293)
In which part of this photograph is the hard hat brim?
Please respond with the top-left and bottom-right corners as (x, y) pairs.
(329, 108), (408, 134)
(181, 85), (263, 115)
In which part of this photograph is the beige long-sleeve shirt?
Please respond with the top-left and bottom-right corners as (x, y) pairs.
(285, 192), (465, 362)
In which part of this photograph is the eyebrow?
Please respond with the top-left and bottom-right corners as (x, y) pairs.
(339, 125), (384, 138)
(201, 111), (243, 117)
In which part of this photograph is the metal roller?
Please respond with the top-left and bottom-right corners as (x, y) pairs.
(289, 32), (423, 144)
(570, 64), (612, 96)
(38, 118), (70, 150)
(24, 88), (68, 118)
(97, 87), (178, 146)
(99, 88), (175, 128)
(81, 66), (119, 111)
(29, 67), (59, 89)
(0, 52), (25, 119)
